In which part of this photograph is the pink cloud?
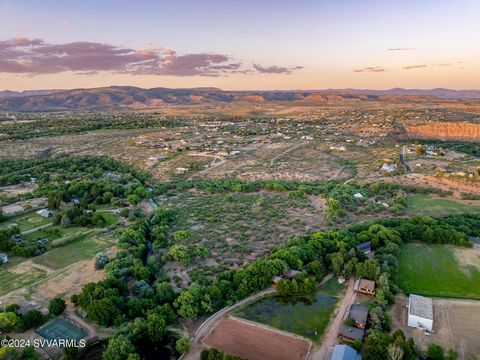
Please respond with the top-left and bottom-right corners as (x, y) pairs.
(0, 38), (304, 77)
(353, 66), (386, 73)
(253, 64), (303, 74)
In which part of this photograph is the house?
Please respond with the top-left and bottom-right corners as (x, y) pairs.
(407, 294), (433, 332)
(36, 209), (52, 218)
(348, 304), (368, 329)
(356, 241), (371, 255)
(353, 193), (364, 199)
(329, 345), (362, 360)
(354, 278), (375, 296)
(338, 325), (364, 342)
(0, 252), (8, 264)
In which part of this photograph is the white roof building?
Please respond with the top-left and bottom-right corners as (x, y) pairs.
(407, 294), (433, 332)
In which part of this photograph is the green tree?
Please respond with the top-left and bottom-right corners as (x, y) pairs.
(0, 312), (19, 332)
(175, 336), (191, 354)
(146, 312), (166, 342)
(103, 335), (137, 360)
(49, 297), (67, 316)
(427, 343), (445, 360)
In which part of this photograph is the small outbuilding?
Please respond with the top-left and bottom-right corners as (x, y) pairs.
(0, 252), (8, 264)
(356, 241), (371, 255)
(36, 209), (52, 218)
(407, 294), (433, 332)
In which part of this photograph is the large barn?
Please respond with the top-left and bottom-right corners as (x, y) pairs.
(407, 294), (433, 332)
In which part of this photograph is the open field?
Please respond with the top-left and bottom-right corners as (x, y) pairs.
(234, 278), (345, 341)
(161, 191), (325, 288)
(392, 295), (480, 360)
(32, 230), (114, 269)
(204, 316), (311, 360)
(0, 231), (115, 298)
(406, 194), (480, 215)
(398, 243), (480, 299)
(1, 211), (53, 231)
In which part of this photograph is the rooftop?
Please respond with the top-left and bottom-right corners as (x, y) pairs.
(356, 241), (371, 252)
(349, 304), (368, 324)
(357, 278), (375, 291)
(408, 294), (433, 320)
(330, 345), (362, 360)
(339, 325), (364, 341)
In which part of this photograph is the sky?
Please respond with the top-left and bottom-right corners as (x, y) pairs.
(0, 0), (479, 91)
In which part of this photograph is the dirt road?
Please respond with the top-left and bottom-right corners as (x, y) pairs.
(21, 222), (53, 235)
(308, 278), (356, 360)
(183, 287), (277, 360)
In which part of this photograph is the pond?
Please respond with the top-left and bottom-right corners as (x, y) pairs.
(235, 278), (344, 341)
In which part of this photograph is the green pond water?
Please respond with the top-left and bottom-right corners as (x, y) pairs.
(235, 280), (343, 341)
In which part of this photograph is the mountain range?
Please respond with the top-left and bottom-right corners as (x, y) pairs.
(1, 86), (480, 111)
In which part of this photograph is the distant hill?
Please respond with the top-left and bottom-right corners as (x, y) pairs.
(0, 86), (479, 111)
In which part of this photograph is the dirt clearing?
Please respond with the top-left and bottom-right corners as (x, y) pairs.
(204, 317), (311, 360)
(392, 295), (480, 360)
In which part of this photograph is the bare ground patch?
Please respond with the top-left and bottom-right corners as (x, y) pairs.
(391, 295), (480, 360)
(204, 317), (311, 360)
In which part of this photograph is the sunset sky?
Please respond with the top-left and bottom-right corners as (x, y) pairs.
(1, 0), (479, 91)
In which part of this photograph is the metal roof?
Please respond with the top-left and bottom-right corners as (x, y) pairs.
(408, 294), (433, 320)
(331, 345), (362, 360)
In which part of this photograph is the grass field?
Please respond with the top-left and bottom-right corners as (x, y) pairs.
(0, 267), (47, 296)
(398, 243), (480, 299)
(406, 195), (480, 216)
(235, 278), (345, 341)
(0, 212), (53, 231)
(33, 232), (114, 270)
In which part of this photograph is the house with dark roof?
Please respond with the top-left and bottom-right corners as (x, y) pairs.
(348, 304), (368, 329)
(329, 345), (362, 360)
(356, 241), (371, 255)
(338, 325), (364, 342)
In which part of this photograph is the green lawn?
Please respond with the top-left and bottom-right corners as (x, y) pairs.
(398, 243), (480, 299)
(406, 195), (480, 216)
(32, 232), (114, 270)
(0, 212), (52, 232)
(0, 267), (47, 296)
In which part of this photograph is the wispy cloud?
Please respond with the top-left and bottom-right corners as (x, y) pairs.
(0, 37), (299, 77)
(387, 47), (416, 51)
(253, 64), (303, 74)
(353, 66), (386, 73)
(402, 64), (428, 70)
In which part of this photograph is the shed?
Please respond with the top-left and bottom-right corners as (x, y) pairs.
(0, 252), (8, 264)
(407, 294), (433, 332)
(36, 209), (52, 218)
(330, 345), (362, 360)
(356, 241), (371, 255)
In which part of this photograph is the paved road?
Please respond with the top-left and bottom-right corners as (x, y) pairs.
(308, 278), (356, 360)
(400, 145), (412, 174)
(183, 287), (277, 360)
